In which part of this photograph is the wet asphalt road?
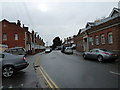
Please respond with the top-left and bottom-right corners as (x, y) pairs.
(2, 54), (42, 89)
(39, 50), (120, 88)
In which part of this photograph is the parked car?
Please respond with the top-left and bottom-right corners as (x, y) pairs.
(64, 47), (73, 54)
(4, 47), (27, 56)
(61, 45), (66, 53)
(0, 51), (29, 78)
(83, 49), (118, 62)
(45, 48), (51, 53)
(56, 46), (61, 50)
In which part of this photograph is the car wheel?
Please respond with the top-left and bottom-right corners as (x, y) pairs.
(83, 54), (86, 59)
(97, 55), (103, 62)
(2, 66), (15, 78)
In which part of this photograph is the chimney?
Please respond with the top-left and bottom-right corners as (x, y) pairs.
(17, 20), (21, 26)
(23, 24), (25, 28)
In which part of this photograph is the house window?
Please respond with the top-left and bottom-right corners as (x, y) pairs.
(89, 37), (94, 45)
(15, 34), (18, 40)
(3, 33), (7, 41)
(95, 36), (99, 45)
(108, 32), (113, 44)
(101, 34), (105, 44)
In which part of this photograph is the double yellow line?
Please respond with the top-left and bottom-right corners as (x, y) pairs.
(38, 65), (60, 90)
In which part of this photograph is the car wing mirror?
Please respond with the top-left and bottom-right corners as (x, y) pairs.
(2, 54), (5, 58)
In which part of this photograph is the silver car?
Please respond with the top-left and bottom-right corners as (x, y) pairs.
(83, 49), (118, 62)
(0, 52), (29, 78)
(4, 47), (27, 56)
(45, 48), (51, 53)
(64, 47), (73, 54)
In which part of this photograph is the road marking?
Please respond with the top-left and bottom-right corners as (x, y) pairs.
(1, 86), (3, 89)
(38, 65), (60, 90)
(21, 84), (24, 87)
(8, 85), (12, 88)
(40, 66), (60, 89)
(109, 71), (120, 75)
(34, 54), (60, 89)
(38, 67), (54, 89)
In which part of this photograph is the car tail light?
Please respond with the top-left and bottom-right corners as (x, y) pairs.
(23, 57), (26, 61)
(102, 52), (110, 55)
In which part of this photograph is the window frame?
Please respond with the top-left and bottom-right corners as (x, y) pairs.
(108, 32), (113, 44)
(3, 33), (7, 41)
(95, 36), (99, 45)
(15, 33), (18, 40)
(101, 34), (105, 45)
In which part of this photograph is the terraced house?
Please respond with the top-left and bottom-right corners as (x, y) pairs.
(75, 7), (120, 54)
(0, 19), (45, 54)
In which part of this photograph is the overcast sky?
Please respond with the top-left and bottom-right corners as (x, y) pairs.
(0, 0), (119, 46)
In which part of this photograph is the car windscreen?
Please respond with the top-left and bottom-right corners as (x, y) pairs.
(100, 49), (108, 52)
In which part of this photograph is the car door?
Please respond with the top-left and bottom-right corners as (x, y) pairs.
(94, 50), (100, 59)
(87, 49), (96, 59)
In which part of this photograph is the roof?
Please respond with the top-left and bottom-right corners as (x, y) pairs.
(1, 19), (10, 23)
(78, 7), (120, 35)
(86, 22), (95, 28)
(109, 8), (120, 17)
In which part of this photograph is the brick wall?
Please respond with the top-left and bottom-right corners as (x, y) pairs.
(74, 35), (84, 52)
(88, 26), (119, 52)
(1, 20), (25, 48)
(75, 17), (120, 54)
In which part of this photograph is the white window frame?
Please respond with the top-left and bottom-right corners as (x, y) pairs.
(89, 37), (94, 46)
(15, 33), (18, 40)
(95, 36), (99, 45)
(101, 34), (105, 44)
(3, 33), (7, 41)
(108, 32), (113, 44)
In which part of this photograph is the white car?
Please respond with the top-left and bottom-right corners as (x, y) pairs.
(64, 47), (73, 54)
(45, 48), (51, 53)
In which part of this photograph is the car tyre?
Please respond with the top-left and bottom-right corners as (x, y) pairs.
(97, 55), (103, 62)
(83, 54), (86, 59)
(2, 66), (15, 78)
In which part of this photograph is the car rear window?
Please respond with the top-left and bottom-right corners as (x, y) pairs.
(17, 48), (24, 51)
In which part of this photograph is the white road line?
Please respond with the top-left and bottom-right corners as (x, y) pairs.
(1, 86), (3, 89)
(8, 85), (12, 88)
(109, 71), (120, 75)
(21, 84), (24, 87)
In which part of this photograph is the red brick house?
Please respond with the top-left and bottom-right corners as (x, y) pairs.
(63, 35), (76, 48)
(75, 8), (120, 54)
(0, 19), (45, 53)
(1, 19), (26, 48)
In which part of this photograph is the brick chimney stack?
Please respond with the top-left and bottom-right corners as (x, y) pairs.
(17, 20), (21, 26)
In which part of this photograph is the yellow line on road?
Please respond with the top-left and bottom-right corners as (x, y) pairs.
(38, 67), (54, 89)
(34, 55), (60, 90)
(40, 66), (60, 89)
